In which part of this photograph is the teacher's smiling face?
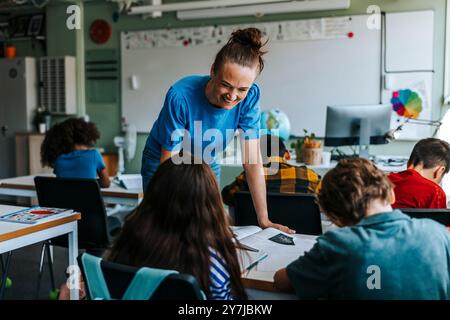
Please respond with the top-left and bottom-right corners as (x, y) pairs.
(206, 62), (258, 110)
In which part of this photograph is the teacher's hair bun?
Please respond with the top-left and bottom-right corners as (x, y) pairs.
(230, 28), (265, 52)
(213, 27), (267, 74)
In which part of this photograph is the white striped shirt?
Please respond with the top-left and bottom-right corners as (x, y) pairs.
(208, 247), (232, 300)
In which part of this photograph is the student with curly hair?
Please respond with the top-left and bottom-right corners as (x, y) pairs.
(274, 158), (450, 299)
(41, 118), (110, 188)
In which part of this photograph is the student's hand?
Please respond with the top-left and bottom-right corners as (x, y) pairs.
(98, 168), (111, 188)
(58, 281), (86, 300)
(260, 220), (296, 234)
(274, 268), (294, 292)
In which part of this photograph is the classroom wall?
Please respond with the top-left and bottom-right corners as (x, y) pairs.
(44, 0), (448, 173)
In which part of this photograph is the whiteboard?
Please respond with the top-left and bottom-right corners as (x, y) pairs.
(121, 15), (382, 136)
(382, 10), (435, 140)
(385, 10), (434, 72)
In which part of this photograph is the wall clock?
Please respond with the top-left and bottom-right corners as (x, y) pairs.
(90, 19), (111, 44)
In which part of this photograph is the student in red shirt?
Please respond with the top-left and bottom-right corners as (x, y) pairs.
(389, 138), (450, 208)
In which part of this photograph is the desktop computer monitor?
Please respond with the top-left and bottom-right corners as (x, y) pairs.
(324, 104), (392, 158)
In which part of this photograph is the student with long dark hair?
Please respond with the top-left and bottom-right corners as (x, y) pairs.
(106, 157), (247, 300)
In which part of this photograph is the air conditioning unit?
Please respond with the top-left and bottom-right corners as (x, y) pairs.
(39, 56), (76, 115)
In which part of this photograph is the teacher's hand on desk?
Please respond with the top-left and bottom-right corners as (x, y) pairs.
(259, 218), (296, 234)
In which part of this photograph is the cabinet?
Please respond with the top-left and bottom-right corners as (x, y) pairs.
(102, 152), (118, 177)
(0, 57), (37, 179)
(15, 133), (52, 176)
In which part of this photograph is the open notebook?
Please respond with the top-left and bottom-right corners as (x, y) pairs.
(232, 226), (269, 273)
(113, 174), (142, 190)
(232, 226), (318, 274)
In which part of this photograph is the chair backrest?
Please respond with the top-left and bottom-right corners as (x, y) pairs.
(234, 191), (322, 235)
(399, 208), (450, 227)
(77, 253), (205, 300)
(34, 176), (111, 248)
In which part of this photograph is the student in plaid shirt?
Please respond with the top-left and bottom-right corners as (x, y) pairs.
(222, 135), (321, 207)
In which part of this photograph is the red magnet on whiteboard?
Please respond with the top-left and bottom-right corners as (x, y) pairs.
(183, 40), (189, 46)
(347, 32), (354, 38)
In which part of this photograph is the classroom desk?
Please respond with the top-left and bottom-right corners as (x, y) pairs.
(0, 174), (144, 206)
(242, 233), (318, 300)
(221, 155), (406, 172)
(0, 204), (80, 300)
(219, 155), (407, 190)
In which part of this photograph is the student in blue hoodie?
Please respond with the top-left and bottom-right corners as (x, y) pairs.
(274, 158), (450, 299)
(41, 117), (110, 188)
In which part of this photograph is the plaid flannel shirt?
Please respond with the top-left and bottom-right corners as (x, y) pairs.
(222, 156), (321, 207)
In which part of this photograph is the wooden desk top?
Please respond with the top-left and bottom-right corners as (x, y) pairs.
(242, 271), (280, 292)
(0, 204), (81, 242)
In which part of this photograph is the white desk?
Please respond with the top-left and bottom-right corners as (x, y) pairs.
(0, 204), (80, 300)
(0, 174), (144, 206)
(220, 155), (407, 182)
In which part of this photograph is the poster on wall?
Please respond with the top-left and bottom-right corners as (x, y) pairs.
(382, 73), (434, 140)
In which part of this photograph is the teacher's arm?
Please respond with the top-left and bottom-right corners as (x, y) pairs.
(242, 139), (295, 234)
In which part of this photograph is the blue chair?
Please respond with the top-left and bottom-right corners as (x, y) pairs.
(77, 253), (206, 300)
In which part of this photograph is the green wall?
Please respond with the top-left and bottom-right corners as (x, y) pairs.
(45, 0), (449, 174)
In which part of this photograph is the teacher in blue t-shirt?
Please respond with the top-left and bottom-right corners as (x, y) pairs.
(141, 28), (294, 234)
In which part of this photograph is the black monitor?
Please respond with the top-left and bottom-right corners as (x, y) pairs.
(324, 104), (392, 158)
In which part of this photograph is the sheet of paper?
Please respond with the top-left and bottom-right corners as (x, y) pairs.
(114, 174), (143, 190)
(231, 225), (262, 241)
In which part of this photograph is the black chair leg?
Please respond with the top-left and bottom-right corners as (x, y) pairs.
(0, 252), (12, 299)
(36, 242), (46, 298)
(45, 244), (56, 293)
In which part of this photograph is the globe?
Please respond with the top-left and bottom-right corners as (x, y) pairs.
(260, 109), (291, 142)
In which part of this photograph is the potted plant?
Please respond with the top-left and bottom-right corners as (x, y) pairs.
(290, 132), (305, 163)
(290, 129), (322, 165)
(33, 106), (51, 133)
(0, 25), (16, 59)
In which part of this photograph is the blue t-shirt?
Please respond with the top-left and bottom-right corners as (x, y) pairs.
(286, 210), (450, 299)
(54, 149), (106, 180)
(141, 75), (261, 190)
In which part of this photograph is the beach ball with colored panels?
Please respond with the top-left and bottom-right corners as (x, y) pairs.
(391, 89), (423, 119)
